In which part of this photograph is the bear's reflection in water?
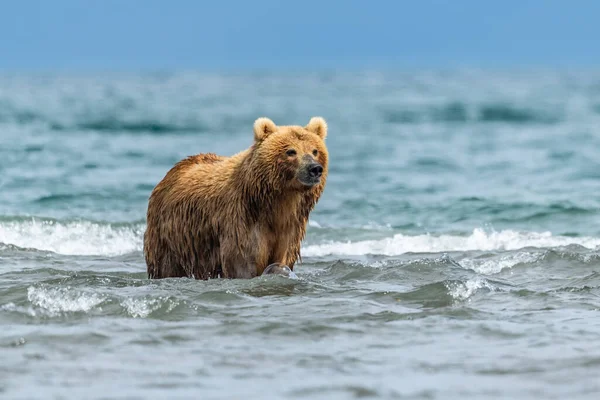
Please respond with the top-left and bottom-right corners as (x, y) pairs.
(261, 263), (298, 279)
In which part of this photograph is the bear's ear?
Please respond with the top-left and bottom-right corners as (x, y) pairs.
(305, 117), (327, 139)
(253, 117), (278, 142)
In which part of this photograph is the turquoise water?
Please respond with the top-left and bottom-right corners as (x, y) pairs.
(2, 70), (600, 399)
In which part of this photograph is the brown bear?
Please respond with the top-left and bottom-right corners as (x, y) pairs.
(143, 116), (329, 280)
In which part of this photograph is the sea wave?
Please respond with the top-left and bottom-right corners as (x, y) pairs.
(52, 118), (209, 133)
(302, 228), (600, 257)
(380, 102), (562, 125)
(0, 219), (143, 256)
(460, 252), (540, 274)
(2, 219), (600, 257)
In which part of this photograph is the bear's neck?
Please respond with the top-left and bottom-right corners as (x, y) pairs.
(235, 150), (304, 225)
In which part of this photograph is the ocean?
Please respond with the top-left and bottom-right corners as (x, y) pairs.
(1, 70), (600, 399)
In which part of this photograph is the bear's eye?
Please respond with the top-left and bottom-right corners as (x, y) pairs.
(286, 149), (297, 157)
(312, 149), (319, 156)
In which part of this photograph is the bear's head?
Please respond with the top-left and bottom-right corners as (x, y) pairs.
(252, 117), (328, 191)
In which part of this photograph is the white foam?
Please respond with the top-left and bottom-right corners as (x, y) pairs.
(27, 286), (105, 315)
(2, 219), (600, 259)
(302, 228), (600, 257)
(460, 252), (540, 275)
(121, 298), (162, 318)
(0, 219), (143, 256)
(446, 277), (493, 300)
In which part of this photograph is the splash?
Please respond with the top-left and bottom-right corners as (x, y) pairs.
(27, 286), (106, 315)
(446, 278), (494, 301)
(120, 298), (162, 318)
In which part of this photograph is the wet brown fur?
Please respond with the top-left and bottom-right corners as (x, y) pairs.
(143, 117), (329, 279)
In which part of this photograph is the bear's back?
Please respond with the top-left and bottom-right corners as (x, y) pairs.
(178, 153), (226, 169)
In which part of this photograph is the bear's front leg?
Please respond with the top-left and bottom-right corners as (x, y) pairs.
(220, 259), (258, 279)
(219, 240), (259, 279)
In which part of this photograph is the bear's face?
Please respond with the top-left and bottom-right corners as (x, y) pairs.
(253, 117), (328, 191)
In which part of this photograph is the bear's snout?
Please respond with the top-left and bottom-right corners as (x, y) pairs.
(309, 163), (323, 178)
(298, 158), (324, 187)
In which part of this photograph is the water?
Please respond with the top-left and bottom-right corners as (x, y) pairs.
(2, 70), (600, 399)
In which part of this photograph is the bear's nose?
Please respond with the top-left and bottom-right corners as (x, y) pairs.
(309, 163), (323, 178)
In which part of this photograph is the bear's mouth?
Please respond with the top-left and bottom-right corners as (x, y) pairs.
(298, 175), (321, 187)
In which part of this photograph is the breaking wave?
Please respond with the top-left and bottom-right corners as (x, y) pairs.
(302, 228), (600, 257)
(1, 219), (599, 258)
(0, 218), (143, 256)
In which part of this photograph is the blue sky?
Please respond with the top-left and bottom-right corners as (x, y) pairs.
(1, 0), (599, 70)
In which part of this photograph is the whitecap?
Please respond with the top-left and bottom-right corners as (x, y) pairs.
(3, 219), (599, 261)
(460, 252), (541, 275)
(0, 219), (143, 256)
(302, 228), (600, 257)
